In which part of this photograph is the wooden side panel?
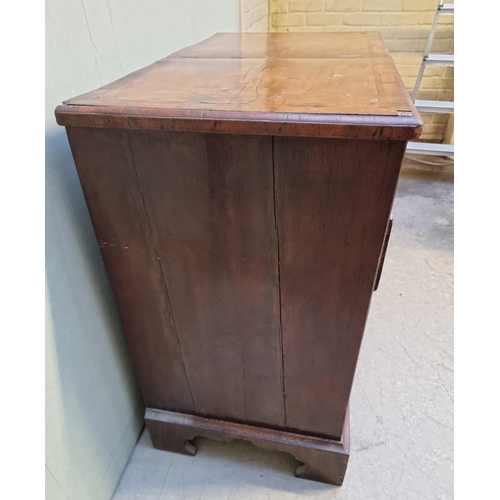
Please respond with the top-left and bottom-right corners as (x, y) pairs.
(274, 137), (406, 439)
(128, 131), (285, 428)
(66, 127), (195, 412)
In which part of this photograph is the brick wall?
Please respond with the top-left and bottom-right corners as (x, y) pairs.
(242, 0), (269, 32)
(269, 0), (454, 141)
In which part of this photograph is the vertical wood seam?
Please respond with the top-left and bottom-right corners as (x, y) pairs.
(124, 131), (197, 412)
(241, 345), (247, 421)
(272, 136), (287, 427)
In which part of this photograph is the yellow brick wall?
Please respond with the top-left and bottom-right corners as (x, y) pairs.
(242, 0), (269, 32)
(269, 0), (454, 141)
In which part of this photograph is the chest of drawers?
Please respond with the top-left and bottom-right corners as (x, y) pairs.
(56, 32), (421, 485)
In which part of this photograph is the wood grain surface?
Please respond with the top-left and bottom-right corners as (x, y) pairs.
(55, 33), (422, 140)
(66, 126), (404, 440)
(128, 131), (285, 428)
(274, 137), (405, 439)
(65, 127), (196, 413)
(169, 32), (374, 59)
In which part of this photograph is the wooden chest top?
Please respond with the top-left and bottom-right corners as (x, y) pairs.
(56, 32), (421, 140)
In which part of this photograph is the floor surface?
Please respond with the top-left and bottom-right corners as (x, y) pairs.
(111, 171), (454, 500)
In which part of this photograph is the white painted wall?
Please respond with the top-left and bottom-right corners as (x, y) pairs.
(45, 2), (240, 499)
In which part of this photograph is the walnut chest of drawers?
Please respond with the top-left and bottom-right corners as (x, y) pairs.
(56, 32), (422, 485)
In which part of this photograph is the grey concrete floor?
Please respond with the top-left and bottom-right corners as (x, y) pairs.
(112, 171), (454, 500)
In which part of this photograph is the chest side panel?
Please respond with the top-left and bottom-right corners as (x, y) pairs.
(66, 127), (196, 412)
(128, 131), (285, 428)
(274, 136), (405, 439)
